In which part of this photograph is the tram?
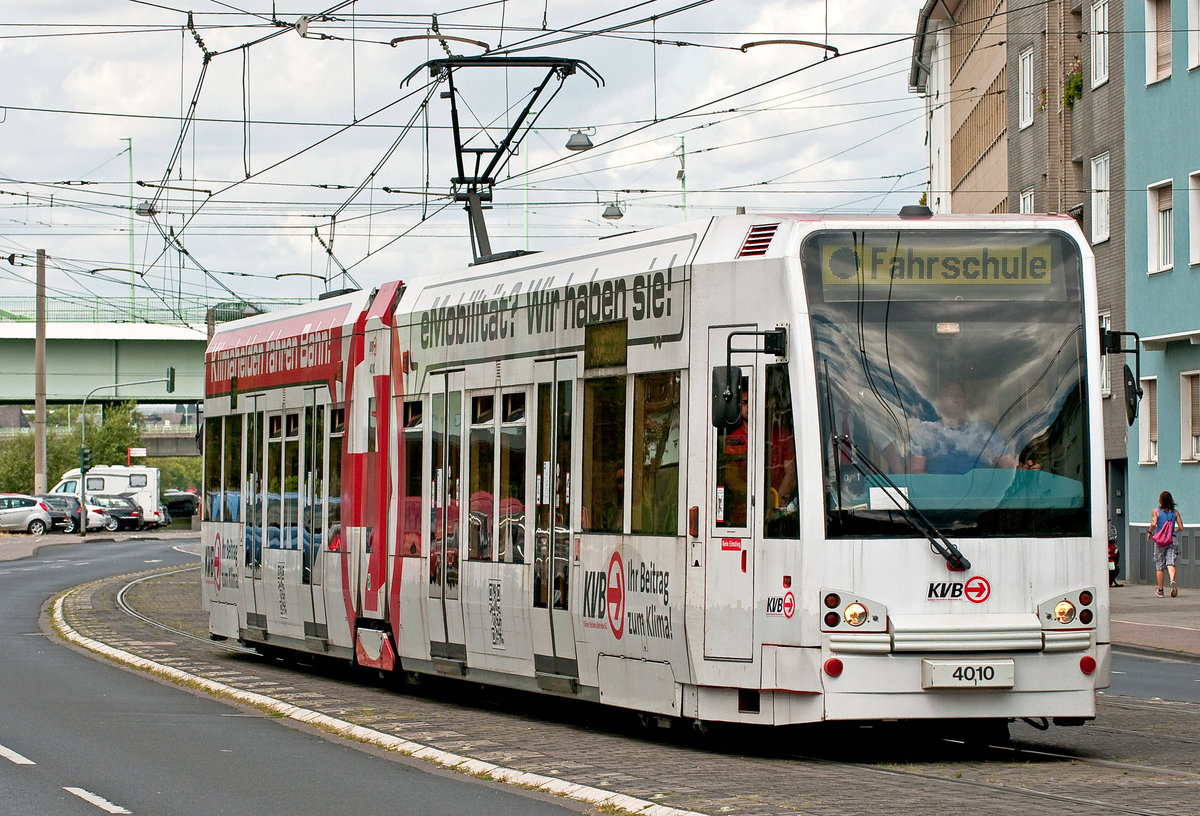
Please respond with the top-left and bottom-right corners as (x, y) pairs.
(201, 209), (1109, 729)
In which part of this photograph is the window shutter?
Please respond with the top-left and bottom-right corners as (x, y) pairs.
(1148, 381), (1158, 441)
(1156, 0), (1172, 77)
(1191, 375), (1200, 430)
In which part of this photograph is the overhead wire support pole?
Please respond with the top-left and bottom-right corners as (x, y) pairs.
(403, 55), (603, 264)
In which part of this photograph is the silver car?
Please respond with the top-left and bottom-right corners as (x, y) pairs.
(0, 493), (53, 535)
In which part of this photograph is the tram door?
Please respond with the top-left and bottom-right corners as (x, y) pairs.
(704, 327), (756, 661)
(243, 406), (266, 629)
(299, 398), (328, 639)
(428, 370), (467, 665)
(531, 358), (578, 680)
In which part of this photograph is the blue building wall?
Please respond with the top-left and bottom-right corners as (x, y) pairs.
(1124, 0), (1200, 585)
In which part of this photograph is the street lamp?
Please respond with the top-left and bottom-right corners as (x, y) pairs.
(565, 128), (595, 151)
(77, 368), (175, 538)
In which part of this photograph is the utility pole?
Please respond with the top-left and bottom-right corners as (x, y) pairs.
(122, 137), (135, 320)
(34, 249), (47, 494)
(678, 136), (687, 222)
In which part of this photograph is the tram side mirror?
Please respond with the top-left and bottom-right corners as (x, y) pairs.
(1124, 364), (1141, 426)
(712, 366), (743, 428)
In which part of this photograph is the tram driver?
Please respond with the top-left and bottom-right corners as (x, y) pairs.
(908, 380), (1017, 474)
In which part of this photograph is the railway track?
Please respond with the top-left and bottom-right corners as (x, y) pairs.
(83, 561), (1200, 816)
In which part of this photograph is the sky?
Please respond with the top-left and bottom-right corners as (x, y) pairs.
(0, 1), (929, 326)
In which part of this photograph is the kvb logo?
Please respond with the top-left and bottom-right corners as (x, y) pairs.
(607, 551), (625, 639)
(928, 575), (991, 603)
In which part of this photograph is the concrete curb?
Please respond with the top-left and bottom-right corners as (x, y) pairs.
(1111, 643), (1200, 664)
(50, 591), (707, 816)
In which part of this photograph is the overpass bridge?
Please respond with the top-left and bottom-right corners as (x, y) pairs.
(0, 296), (309, 456)
(0, 296), (309, 404)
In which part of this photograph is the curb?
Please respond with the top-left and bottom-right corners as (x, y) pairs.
(50, 590), (707, 816)
(1111, 643), (1200, 665)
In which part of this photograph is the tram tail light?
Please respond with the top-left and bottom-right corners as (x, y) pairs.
(824, 658), (844, 677)
(1079, 656), (1097, 674)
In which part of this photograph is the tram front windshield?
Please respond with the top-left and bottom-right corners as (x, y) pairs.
(802, 229), (1089, 538)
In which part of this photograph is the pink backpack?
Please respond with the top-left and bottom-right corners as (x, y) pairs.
(1152, 513), (1175, 545)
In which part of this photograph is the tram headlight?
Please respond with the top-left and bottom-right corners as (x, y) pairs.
(844, 602), (869, 627)
(1052, 600), (1076, 624)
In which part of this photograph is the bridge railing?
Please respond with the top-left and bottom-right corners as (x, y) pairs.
(0, 297), (310, 325)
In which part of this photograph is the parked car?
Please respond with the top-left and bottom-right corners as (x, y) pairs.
(35, 494), (110, 533)
(162, 490), (198, 519)
(35, 493), (75, 533)
(0, 493), (53, 535)
(89, 495), (143, 532)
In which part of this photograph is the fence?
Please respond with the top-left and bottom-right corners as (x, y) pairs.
(0, 297), (308, 326)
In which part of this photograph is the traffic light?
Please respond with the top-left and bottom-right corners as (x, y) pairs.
(166, 366), (176, 393)
(80, 446), (92, 474)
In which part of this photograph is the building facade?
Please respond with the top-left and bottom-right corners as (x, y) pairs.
(1124, 0), (1200, 587)
(910, 0), (1009, 214)
(913, 0), (1134, 567)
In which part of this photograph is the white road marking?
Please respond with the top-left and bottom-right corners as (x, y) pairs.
(63, 786), (132, 814)
(0, 743), (35, 765)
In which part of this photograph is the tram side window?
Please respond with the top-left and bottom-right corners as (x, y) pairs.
(204, 418), (222, 521)
(399, 400), (423, 557)
(225, 415), (243, 523)
(632, 371), (681, 535)
(247, 412), (263, 572)
(582, 376), (626, 533)
(328, 407), (345, 551)
(304, 403), (324, 584)
(468, 395), (495, 562)
(266, 414), (283, 550)
(716, 374), (750, 528)
(498, 393), (526, 563)
(764, 364), (799, 539)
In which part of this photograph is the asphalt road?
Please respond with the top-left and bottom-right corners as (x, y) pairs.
(0, 537), (583, 816)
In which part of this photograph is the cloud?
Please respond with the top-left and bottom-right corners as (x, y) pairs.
(0, 1), (927, 306)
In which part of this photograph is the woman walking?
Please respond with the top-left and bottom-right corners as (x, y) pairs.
(1149, 491), (1183, 598)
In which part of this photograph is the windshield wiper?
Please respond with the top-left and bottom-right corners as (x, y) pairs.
(834, 435), (972, 571)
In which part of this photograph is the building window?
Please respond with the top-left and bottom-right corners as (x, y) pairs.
(1020, 188), (1035, 214)
(1190, 172), (1200, 265)
(1099, 313), (1112, 397)
(1149, 182), (1174, 272)
(1091, 1), (1110, 86)
(1140, 377), (1158, 463)
(1146, 0), (1172, 82)
(1091, 153), (1110, 243)
(1191, 0), (1200, 68)
(1019, 48), (1035, 128)
(1184, 373), (1200, 460)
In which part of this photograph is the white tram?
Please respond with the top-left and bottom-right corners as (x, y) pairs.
(202, 210), (1109, 728)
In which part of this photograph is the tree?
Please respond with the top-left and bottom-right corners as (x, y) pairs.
(84, 402), (145, 469)
(0, 401), (147, 493)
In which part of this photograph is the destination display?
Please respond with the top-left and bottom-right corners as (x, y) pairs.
(811, 231), (1069, 302)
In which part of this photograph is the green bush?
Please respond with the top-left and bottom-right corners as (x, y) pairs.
(1063, 59), (1083, 109)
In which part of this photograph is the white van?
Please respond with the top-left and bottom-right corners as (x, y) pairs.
(52, 465), (164, 527)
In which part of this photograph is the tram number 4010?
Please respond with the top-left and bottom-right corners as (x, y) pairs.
(921, 659), (1015, 689)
